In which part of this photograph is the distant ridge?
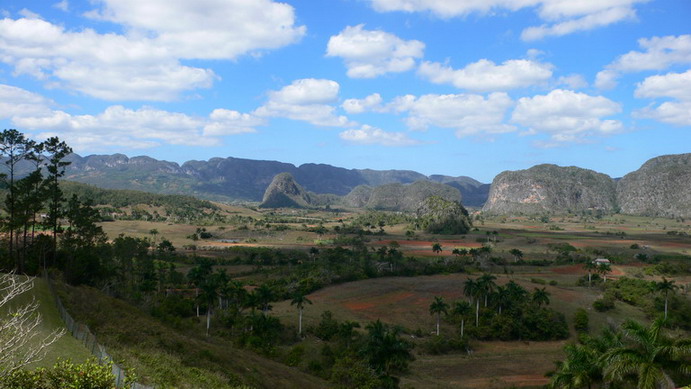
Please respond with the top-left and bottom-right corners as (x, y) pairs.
(59, 153), (489, 206)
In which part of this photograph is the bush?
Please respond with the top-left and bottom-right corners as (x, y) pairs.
(1, 359), (119, 389)
(573, 308), (589, 333)
(419, 335), (468, 355)
(593, 296), (615, 312)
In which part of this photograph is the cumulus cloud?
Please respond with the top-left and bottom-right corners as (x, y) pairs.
(418, 59), (553, 91)
(634, 69), (691, 126)
(254, 79), (354, 127)
(389, 92), (516, 137)
(0, 84), (55, 119)
(0, 84), (262, 151)
(0, 1), (304, 101)
(512, 89), (623, 142)
(342, 93), (385, 114)
(326, 24), (424, 78)
(596, 35), (691, 89)
(339, 125), (421, 146)
(367, 0), (645, 40)
(557, 74), (588, 89)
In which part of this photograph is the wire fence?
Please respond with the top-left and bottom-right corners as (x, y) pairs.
(43, 271), (154, 389)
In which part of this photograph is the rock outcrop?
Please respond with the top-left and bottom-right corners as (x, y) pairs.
(483, 164), (618, 214)
(617, 153), (691, 218)
(259, 173), (312, 208)
(355, 181), (462, 212)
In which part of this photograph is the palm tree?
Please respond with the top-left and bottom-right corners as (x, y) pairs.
(532, 287), (550, 307)
(597, 263), (612, 283)
(493, 285), (511, 314)
(463, 278), (481, 326)
(509, 248), (523, 262)
(548, 343), (601, 389)
(452, 301), (472, 337)
(602, 318), (691, 389)
(655, 278), (678, 320)
(478, 273), (497, 307)
(583, 261), (598, 287)
(255, 284), (274, 313)
(291, 291), (312, 336)
(429, 296), (449, 336)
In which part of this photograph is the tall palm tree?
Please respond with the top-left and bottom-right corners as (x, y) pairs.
(532, 287), (550, 307)
(452, 300), (472, 337)
(478, 273), (497, 307)
(291, 292), (312, 336)
(463, 278), (481, 326)
(597, 263), (612, 283)
(429, 296), (449, 336)
(655, 278), (678, 320)
(494, 285), (511, 314)
(583, 261), (598, 287)
(602, 318), (691, 389)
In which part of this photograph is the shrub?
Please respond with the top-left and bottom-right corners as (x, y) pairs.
(593, 296), (615, 312)
(573, 308), (589, 333)
(1, 359), (119, 389)
(419, 335), (468, 355)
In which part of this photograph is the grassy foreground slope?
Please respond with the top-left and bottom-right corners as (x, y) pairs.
(56, 282), (328, 389)
(0, 276), (92, 368)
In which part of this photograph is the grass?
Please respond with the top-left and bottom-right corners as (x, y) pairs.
(56, 281), (328, 389)
(0, 275), (92, 369)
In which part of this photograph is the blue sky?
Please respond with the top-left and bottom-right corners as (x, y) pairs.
(0, 0), (689, 183)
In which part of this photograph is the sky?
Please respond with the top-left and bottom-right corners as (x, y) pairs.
(0, 0), (689, 183)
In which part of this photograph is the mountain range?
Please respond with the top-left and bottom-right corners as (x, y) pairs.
(53, 152), (691, 218)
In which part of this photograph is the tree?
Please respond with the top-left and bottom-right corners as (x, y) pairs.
(548, 343), (601, 389)
(42, 137), (72, 264)
(532, 287), (550, 307)
(597, 263), (612, 283)
(0, 273), (63, 378)
(463, 278), (481, 327)
(493, 285), (511, 315)
(451, 300), (471, 337)
(509, 248), (523, 262)
(583, 261), (598, 287)
(431, 243), (442, 254)
(361, 320), (414, 385)
(429, 296), (449, 336)
(602, 318), (691, 389)
(477, 273), (497, 307)
(290, 291), (312, 336)
(655, 278), (678, 320)
(0, 129), (31, 269)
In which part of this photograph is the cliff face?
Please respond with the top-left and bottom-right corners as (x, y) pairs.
(617, 153), (691, 218)
(482, 164), (618, 214)
(259, 173), (311, 208)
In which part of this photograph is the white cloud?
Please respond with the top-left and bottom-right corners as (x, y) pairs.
(418, 59), (553, 91)
(0, 84), (55, 119)
(557, 74), (588, 89)
(340, 125), (421, 146)
(521, 5), (636, 41)
(86, 0), (305, 60)
(635, 101), (691, 126)
(390, 92), (515, 137)
(254, 79), (354, 127)
(53, 1), (69, 12)
(342, 93), (384, 114)
(0, 1), (304, 101)
(635, 69), (691, 101)
(326, 24), (424, 78)
(367, 0), (646, 40)
(597, 35), (691, 89)
(0, 84), (261, 150)
(634, 69), (691, 126)
(512, 89), (623, 142)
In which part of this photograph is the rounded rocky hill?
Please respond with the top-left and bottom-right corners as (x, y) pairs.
(617, 153), (691, 218)
(483, 164), (617, 214)
(259, 172), (311, 208)
(358, 181), (461, 212)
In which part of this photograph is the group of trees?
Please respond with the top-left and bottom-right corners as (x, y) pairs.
(428, 276), (568, 342)
(0, 130), (73, 274)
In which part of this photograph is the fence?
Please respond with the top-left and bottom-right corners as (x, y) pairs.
(43, 271), (154, 389)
